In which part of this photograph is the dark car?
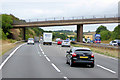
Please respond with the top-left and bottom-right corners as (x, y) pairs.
(66, 47), (94, 67)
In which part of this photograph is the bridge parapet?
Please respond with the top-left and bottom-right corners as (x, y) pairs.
(13, 14), (119, 25)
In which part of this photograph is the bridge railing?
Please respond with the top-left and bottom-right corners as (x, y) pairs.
(13, 14), (119, 24)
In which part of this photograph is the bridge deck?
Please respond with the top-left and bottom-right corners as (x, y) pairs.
(13, 17), (119, 27)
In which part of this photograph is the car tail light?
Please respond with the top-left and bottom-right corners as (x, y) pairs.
(91, 54), (94, 58)
(72, 53), (77, 57)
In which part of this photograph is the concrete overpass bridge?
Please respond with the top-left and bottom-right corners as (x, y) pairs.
(12, 15), (120, 42)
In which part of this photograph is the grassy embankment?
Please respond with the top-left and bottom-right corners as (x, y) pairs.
(0, 39), (23, 56)
(71, 43), (120, 59)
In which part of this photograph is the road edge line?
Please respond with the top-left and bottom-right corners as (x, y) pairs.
(0, 43), (26, 70)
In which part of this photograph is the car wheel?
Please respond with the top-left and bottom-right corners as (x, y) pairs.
(90, 64), (94, 68)
(70, 59), (74, 67)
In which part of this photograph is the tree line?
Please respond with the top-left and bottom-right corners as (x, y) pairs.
(96, 25), (120, 41)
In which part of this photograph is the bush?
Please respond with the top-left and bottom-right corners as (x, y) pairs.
(99, 30), (111, 41)
(0, 28), (7, 40)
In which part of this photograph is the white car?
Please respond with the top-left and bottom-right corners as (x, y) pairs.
(61, 40), (70, 47)
(109, 40), (117, 46)
(27, 38), (34, 45)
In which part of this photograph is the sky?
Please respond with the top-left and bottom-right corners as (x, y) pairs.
(1, 0), (119, 32)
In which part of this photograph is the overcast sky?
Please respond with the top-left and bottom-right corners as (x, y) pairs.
(1, 0), (119, 32)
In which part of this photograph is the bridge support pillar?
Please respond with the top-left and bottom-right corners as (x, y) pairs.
(77, 24), (83, 42)
(22, 27), (26, 41)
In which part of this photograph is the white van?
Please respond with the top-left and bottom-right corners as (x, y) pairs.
(43, 32), (52, 45)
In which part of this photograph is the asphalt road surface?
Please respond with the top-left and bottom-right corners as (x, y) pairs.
(1, 43), (119, 80)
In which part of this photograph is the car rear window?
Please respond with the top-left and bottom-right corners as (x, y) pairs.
(28, 38), (34, 40)
(75, 49), (92, 54)
(64, 41), (69, 42)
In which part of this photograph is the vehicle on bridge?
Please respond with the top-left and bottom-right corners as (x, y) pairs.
(66, 47), (94, 67)
(27, 38), (34, 45)
(61, 40), (71, 47)
(43, 32), (52, 45)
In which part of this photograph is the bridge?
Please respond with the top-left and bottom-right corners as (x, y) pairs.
(12, 15), (120, 42)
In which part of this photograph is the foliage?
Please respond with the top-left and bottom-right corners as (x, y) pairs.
(96, 25), (108, 34)
(1, 14), (13, 38)
(99, 30), (111, 40)
(0, 28), (7, 40)
(112, 25), (120, 39)
(53, 32), (67, 40)
(30, 27), (44, 36)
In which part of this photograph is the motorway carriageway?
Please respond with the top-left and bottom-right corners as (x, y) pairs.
(0, 43), (118, 79)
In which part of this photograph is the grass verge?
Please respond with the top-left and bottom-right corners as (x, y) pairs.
(71, 44), (120, 59)
(0, 40), (24, 56)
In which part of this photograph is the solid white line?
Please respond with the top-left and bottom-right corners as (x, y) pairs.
(94, 53), (118, 61)
(97, 64), (116, 74)
(45, 56), (50, 62)
(51, 63), (61, 73)
(0, 43), (25, 70)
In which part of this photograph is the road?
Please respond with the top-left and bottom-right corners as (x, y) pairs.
(1, 43), (119, 80)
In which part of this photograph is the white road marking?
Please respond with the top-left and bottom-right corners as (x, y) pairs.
(45, 56), (50, 62)
(0, 43), (26, 70)
(94, 53), (118, 61)
(51, 63), (61, 73)
(63, 76), (69, 80)
(42, 52), (45, 54)
(44, 55), (46, 57)
(97, 64), (116, 74)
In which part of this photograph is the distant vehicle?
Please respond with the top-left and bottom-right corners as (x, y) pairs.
(40, 36), (43, 40)
(66, 47), (94, 67)
(87, 38), (91, 43)
(27, 38), (34, 45)
(57, 40), (62, 45)
(94, 34), (101, 43)
(43, 32), (52, 45)
(110, 40), (120, 46)
(61, 40), (70, 47)
(55, 38), (61, 42)
(83, 38), (86, 43)
(34, 37), (39, 43)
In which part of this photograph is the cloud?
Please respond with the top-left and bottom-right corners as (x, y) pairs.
(1, 0), (119, 31)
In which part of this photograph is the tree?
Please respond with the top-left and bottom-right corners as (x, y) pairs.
(96, 25), (108, 34)
(112, 25), (120, 39)
(2, 14), (13, 38)
(99, 30), (111, 40)
(0, 28), (7, 40)
(53, 32), (67, 40)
